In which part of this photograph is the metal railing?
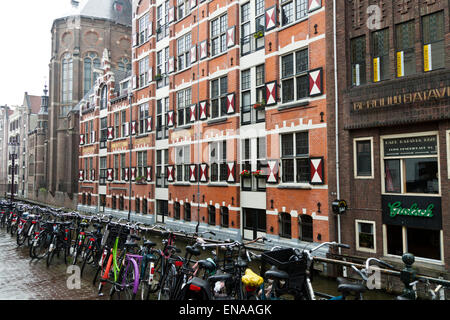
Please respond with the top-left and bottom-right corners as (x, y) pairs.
(241, 31), (265, 56)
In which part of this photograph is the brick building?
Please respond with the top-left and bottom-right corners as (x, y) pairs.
(79, 0), (330, 250)
(31, 0), (133, 208)
(327, 0), (449, 276)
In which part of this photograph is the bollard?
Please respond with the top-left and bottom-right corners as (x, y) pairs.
(399, 253), (416, 300)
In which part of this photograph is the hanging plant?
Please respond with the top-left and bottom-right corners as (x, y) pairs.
(253, 31), (264, 39)
(240, 170), (251, 177)
(252, 170), (262, 177)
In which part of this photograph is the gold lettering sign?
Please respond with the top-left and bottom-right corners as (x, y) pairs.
(111, 140), (128, 151)
(82, 146), (95, 156)
(353, 86), (450, 111)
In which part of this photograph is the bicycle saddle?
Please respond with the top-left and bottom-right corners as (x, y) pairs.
(208, 273), (233, 282)
(79, 222), (90, 228)
(264, 266), (289, 280)
(143, 240), (156, 247)
(198, 259), (216, 272)
(336, 277), (366, 294)
(124, 240), (139, 248)
(186, 245), (201, 256)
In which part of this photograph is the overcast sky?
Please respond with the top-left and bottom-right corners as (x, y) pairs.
(0, 1), (80, 107)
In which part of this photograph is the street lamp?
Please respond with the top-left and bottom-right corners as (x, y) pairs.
(8, 141), (20, 202)
(128, 92), (133, 222)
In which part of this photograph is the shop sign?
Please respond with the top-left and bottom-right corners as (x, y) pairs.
(382, 195), (442, 230)
(383, 135), (437, 157)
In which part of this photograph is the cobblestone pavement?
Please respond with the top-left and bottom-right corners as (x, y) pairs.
(0, 229), (107, 300)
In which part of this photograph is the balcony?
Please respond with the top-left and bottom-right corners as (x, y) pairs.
(241, 31), (265, 56)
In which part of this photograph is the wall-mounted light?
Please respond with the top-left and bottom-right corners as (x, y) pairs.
(320, 112), (325, 123)
(270, 200), (274, 209)
(269, 42), (272, 52)
(203, 195), (205, 202)
(317, 234), (322, 241)
(270, 226), (274, 233)
(317, 202), (322, 213)
(314, 24), (318, 34)
(230, 58), (233, 66)
(193, 194), (195, 202)
(232, 197), (234, 206)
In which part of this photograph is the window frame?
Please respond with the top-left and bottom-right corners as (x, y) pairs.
(137, 151), (148, 179)
(280, 48), (309, 104)
(211, 14), (228, 57)
(281, 0), (308, 27)
(372, 28), (390, 82)
(355, 219), (377, 253)
(210, 76), (228, 119)
(138, 103), (149, 135)
(138, 13), (150, 45)
(176, 88), (192, 127)
(353, 137), (374, 179)
(380, 132), (441, 197)
(177, 32), (192, 71)
(139, 56), (150, 87)
(395, 20), (416, 78)
(209, 140), (227, 182)
(280, 131), (310, 184)
(279, 212), (292, 239)
(421, 11), (445, 72)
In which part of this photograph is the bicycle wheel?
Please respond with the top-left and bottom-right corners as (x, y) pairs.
(46, 241), (57, 268)
(32, 232), (52, 260)
(81, 247), (95, 277)
(141, 256), (162, 300)
(158, 263), (177, 301)
(16, 225), (27, 246)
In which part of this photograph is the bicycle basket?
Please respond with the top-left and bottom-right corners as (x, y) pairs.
(261, 248), (307, 275)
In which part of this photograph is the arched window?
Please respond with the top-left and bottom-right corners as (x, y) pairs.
(142, 199), (148, 215)
(135, 198), (140, 213)
(61, 53), (73, 116)
(100, 85), (108, 110)
(174, 202), (180, 220)
(184, 203), (191, 221)
(220, 207), (229, 228)
(118, 57), (132, 72)
(208, 205), (216, 226)
(84, 52), (101, 96)
(299, 215), (313, 242)
(279, 212), (291, 239)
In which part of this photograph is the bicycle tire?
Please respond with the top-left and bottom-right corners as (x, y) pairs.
(92, 249), (109, 285)
(141, 255), (162, 300)
(32, 232), (52, 260)
(16, 227), (27, 246)
(46, 244), (56, 268)
(158, 263), (177, 301)
(81, 248), (94, 277)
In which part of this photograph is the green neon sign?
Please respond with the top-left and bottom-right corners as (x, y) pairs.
(388, 201), (434, 218)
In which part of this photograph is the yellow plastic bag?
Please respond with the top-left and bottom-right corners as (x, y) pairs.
(242, 268), (264, 287)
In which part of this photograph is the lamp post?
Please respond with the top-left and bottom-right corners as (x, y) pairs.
(8, 141), (19, 203)
(128, 92), (133, 222)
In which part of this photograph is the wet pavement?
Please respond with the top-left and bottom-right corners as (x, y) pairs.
(0, 229), (107, 300)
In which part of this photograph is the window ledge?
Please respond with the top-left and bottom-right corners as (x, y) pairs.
(207, 117), (228, 126)
(278, 16), (309, 33)
(277, 183), (311, 190)
(173, 182), (190, 186)
(277, 100), (310, 111)
(174, 125), (191, 131)
(208, 182), (229, 187)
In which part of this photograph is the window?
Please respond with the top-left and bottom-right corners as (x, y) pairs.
(136, 198), (140, 214)
(255, 0), (265, 32)
(139, 56), (150, 87)
(137, 151), (147, 179)
(281, 132), (309, 183)
(156, 97), (169, 140)
(114, 112), (120, 139)
(177, 88), (192, 126)
(281, 0), (307, 26)
(100, 118), (107, 149)
(281, 49), (309, 103)
(174, 202), (181, 220)
(142, 199), (148, 215)
(156, 149), (168, 188)
(220, 207), (229, 228)
(211, 76), (228, 118)
(279, 212), (291, 238)
(114, 154), (119, 182)
(100, 86), (107, 110)
(356, 220), (376, 252)
(120, 153), (126, 182)
(156, 1), (170, 41)
(210, 141), (227, 182)
(383, 134), (439, 195)
(156, 47), (169, 88)
(83, 52), (100, 96)
(99, 157), (107, 186)
(177, 33), (191, 71)
(61, 53), (73, 116)
(208, 205), (216, 225)
(121, 111), (127, 137)
(243, 208), (266, 240)
(112, 195), (116, 210)
(372, 28), (389, 82)
(139, 13), (149, 45)
(351, 36), (366, 86)
(118, 57), (131, 73)
(177, 0), (190, 20)
(138, 103), (149, 135)
(299, 214), (313, 242)
(354, 138), (373, 178)
(184, 203), (191, 222)
(422, 11), (445, 72)
(211, 14), (228, 56)
(396, 21), (415, 77)
(119, 196), (124, 211)
(175, 146), (190, 182)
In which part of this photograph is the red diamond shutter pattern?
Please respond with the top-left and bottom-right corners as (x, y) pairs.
(80, 134), (85, 146)
(227, 162), (236, 183)
(309, 68), (323, 96)
(107, 127), (114, 140)
(266, 81), (277, 105)
(200, 164), (208, 182)
(267, 160), (279, 183)
(168, 57), (175, 73)
(309, 0), (322, 12)
(200, 41), (208, 59)
(91, 169), (95, 181)
(265, 6), (277, 31)
(131, 168), (136, 181)
(131, 121), (137, 135)
(167, 111), (175, 127)
(190, 104), (197, 122)
(227, 27), (235, 48)
(124, 168), (129, 181)
(310, 157), (324, 185)
(147, 117), (153, 132)
(79, 170), (84, 181)
(91, 131), (96, 143)
(190, 45), (197, 64)
(146, 167), (152, 182)
(167, 166), (175, 182)
(199, 101), (208, 120)
(107, 169), (113, 181)
(227, 93), (235, 114)
(190, 165), (197, 182)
